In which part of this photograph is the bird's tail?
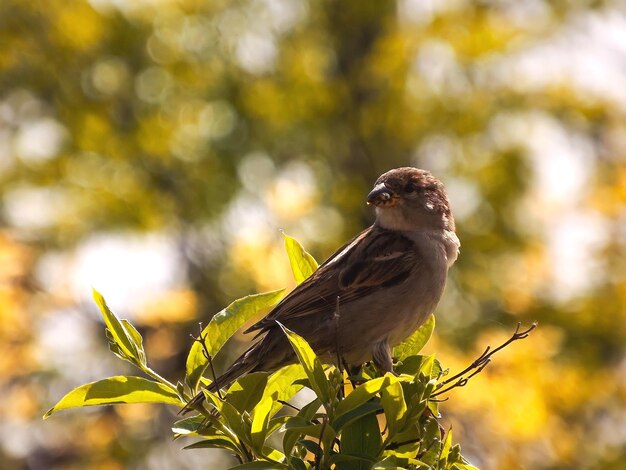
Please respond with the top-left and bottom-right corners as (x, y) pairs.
(180, 345), (259, 414)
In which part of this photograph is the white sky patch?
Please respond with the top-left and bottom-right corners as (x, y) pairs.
(235, 31), (278, 75)
(237, 151), (277, 194)
(222, 193), (276, 244)
(412, 39), (469, 97)
(398, 0), (469, 26)
(490, 110), (595, 209)
(2, 185), (67, 230)
(34, 309), (100, 375)
(444, 177), (481, 221)
(64, 232), (184, 315)
(15, 117), (67, 163)
(0, 128), (15, 174)
(257, 0), (308, 34)
(492, 7), (626, 112)
(546, 211), (608, 301)
(264, 161), (319, 221)
(489, 109), (606, 301)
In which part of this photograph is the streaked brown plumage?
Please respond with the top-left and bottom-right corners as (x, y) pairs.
(185, 167), (459, 410)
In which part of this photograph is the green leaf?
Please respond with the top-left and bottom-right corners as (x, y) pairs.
(209, 398), (252, 448)
(419, 354), (437, 379)
(373, 456), (428, 469)
(334, 375), (391, 420)
(393, 314), (435, 361)
(420, 417), (442, 466)
(440, 427), (453, 467)
(380, 379), (407, 438)
(44, 376), (184, 418)
(283, 233), (319, 284)
(283, 416), (314, 460)
(229, 461), (289, 469)
(282, 399), (322, 461)
(172, 415), (207, 436)
(329, 454), (377, 466)
(263, 363), (308, 417)
(250, 395), (274, 452)
(262, 447), (286, 463)
(337, 411), (382, 469)
(290, 457), (309, 470)
(453, 463), (480, 470)
(185, 289), (285, 393)
(283, 416), (336, 463)
(226, 372), (269, 414)
(184, 437), (240, 454)
(384, 426), (422, 458)
(266, 415), (291, 439)
(332, 401), (382, 431)
(92, 289), (140, 365)
(120, 319), (147, 366)
(299, 439), (323, 460)
(278, 324), (332, 409)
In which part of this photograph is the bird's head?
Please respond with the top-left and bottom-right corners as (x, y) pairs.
(367, 167), (454, 232)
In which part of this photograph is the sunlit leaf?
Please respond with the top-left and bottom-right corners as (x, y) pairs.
(121, 319), (147, 366)
(393, 314), (435, 361)
(210, 397), (253, 449)
(250, 395), (273, 453)
(278, 323), (332, 409)
(384, 426), (422, 458)
(440, 427), (453, 466)
(263, 363), (308, 417)
(452, 463), (480, 470)
(44, 376), (184, 418)
(172, 415), (207, 436)
(283, 233), (319, 284)
(380, 379), (407, 438)
(226, 372), (269, 414)
(334, 375), (391, 420)
(419, 354), (437, 379)
(92, 289), (140, 365)
(185, 289), (285, 393)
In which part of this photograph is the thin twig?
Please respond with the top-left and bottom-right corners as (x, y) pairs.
(191, 322), (223, 400)
(277, 400), (301, 413)
(315, 417), (328, 470)
(386, 437), (421, 450)
(432, 322), (537, 398)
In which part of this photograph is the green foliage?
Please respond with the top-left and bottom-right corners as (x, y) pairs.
(45, 237), (477, 469)
(185, 289), (286, 393)
(283, 233), (319, 284)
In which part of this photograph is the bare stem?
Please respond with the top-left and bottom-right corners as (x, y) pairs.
(191, 322), (223, 400)
(432, 322), (537, 398)
(315, 417), (328, 470)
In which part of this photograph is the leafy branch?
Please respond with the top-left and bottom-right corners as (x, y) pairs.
(44, 234), (532, 470)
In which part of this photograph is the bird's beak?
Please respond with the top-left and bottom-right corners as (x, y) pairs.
(367, 183), (393, 206)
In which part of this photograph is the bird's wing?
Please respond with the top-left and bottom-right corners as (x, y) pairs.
(244, 225), (418, 334)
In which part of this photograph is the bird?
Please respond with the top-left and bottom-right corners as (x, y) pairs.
(185, 167), (459, 410)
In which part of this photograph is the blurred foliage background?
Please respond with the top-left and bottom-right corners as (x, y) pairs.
(1, 0), (625, 469)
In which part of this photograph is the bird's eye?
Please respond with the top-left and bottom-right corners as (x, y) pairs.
(404, 182), (418, 193)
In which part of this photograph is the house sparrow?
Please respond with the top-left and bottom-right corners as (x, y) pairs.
(187, 167), (459, 408)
